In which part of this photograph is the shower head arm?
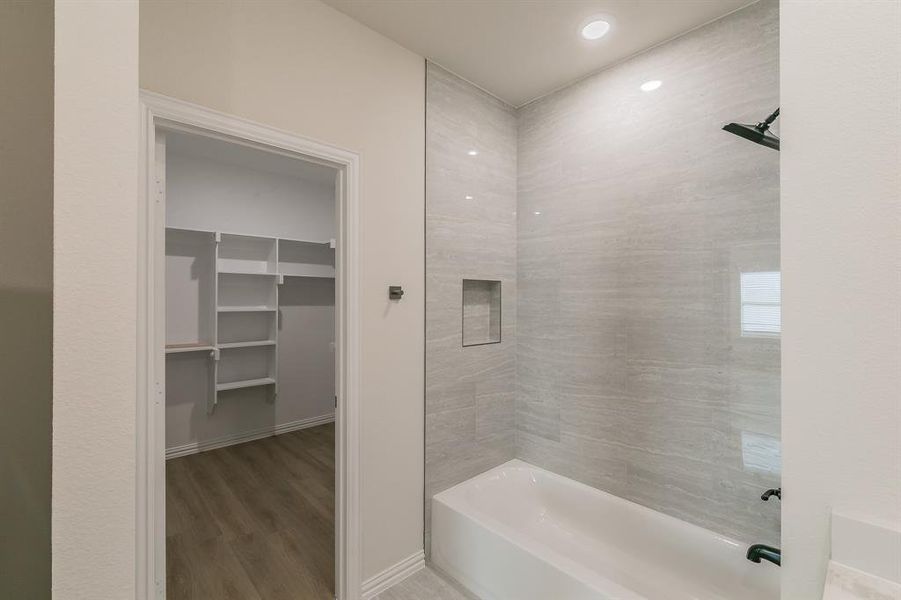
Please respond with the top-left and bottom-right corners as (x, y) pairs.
(757, 108), (780, 132)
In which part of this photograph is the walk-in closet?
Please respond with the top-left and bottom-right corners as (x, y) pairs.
(161, 130), (337, 599)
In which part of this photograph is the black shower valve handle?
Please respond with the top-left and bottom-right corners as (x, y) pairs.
(761, 488), (781, 501)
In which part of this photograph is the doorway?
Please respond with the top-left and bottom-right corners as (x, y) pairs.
(137, 92), (361, 600)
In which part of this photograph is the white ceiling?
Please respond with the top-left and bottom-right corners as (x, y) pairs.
(323, 0), (757, 107)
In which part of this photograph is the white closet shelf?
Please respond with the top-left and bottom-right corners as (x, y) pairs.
(216, 377), (276, 392)
(217, 268), (334, 279)
(217, 306), (277, 312)
(165, 225), (332, 247)
(165, 226), (216, 236)
(218, 340), (276, 349)
(165, 343), (215, 354)
(281, 274), (335, 279)
(280, 237), (335, 247)
(218, 269), (279, 276)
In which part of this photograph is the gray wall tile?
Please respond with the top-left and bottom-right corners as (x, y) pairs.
(425, 63), (518, 543)
(515, 0), (780, 545)
(425, 0), (780, 552)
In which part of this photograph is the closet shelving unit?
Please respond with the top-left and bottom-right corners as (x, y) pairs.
(165, 226), (335, 414)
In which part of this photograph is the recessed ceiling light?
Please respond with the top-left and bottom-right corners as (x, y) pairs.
(467, 149), (479, 156)
(534, 211), (542, 215)
(464, 195), (474, 200)
(640, 80), (663, 92)
(581, 20), (610, 41)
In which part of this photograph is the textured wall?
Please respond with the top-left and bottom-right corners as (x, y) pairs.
(0, 1), (53, 597)
(516, 0), (780, 546)
(781, 0), (901, 596)
(425, 63), (518, 539)
(53, 1), (140, 596)
(141, 0), (425, 579)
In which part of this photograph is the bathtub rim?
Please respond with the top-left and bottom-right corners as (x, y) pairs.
(431, 458), (780, 599)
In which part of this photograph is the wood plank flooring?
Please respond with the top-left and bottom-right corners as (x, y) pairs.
(167, 423), (335, 600)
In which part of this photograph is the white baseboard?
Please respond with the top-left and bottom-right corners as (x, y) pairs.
(361, 550), (425, 599)
(165, 413), (335, 460)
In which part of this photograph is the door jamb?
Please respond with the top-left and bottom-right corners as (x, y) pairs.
(136, 90), (362, 600)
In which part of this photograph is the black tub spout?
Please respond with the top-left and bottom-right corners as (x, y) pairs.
(747, 544), (781, 566)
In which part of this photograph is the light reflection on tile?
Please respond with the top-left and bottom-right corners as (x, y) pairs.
(741, 430), (782, 475)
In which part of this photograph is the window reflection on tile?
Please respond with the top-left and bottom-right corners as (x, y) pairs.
(741, 430), (782, 475)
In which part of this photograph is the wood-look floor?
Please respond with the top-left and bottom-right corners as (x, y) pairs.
(166, 424), (335, 600)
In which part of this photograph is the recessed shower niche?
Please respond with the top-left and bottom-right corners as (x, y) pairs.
(462, 279), (501, 346)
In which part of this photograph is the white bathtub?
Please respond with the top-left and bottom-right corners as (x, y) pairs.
(431, 460), (780, 600)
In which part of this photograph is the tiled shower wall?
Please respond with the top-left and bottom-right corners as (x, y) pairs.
(425, 64), (517, 539)
(516, 0), (780, 545)
(426, 0), (780, 548)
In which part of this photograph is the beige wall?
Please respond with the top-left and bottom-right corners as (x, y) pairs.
(781, 0), (901, 597)
(52, 0), (140, 598)
(140, 0), (426, 580)
(0, 1), (53, 598)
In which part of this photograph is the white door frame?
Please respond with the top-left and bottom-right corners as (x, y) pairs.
(136, 90), (361, 600)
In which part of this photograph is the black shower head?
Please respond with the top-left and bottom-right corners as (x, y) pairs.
(723, 108), (780, 151)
